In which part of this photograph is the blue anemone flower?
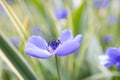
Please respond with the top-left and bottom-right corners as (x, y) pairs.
(24, 29), (82, 59)
(108, 16), (119, 24)
(32, 27), (41, 35)
(93, 0), (109, 8)
(0, 0), (13, 15)
(103, 35), (112, 43)
(10, 37), (21, 47)
(0, 5), (5, 15)
(100, 47), (120, 69)
(55, 9), (68, 20)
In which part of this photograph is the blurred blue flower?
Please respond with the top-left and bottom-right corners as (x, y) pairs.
(103, 35), (112, 43)
(100, 47), (120, 69)
(32, 27), (41, 35)
(10, 37), (21, 47)
(108, 16), (119, 24)
(93, 0), (109, 8)
(24, 29), (82, 59)
(0, 5), (5, 15)
(5, 0), (12, 4)
(0, 0), (13, 15)
(55, 9), (68, 19)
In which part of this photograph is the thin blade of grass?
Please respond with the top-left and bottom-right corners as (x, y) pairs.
(72, 0), (86, 35)
(0, 0), (28, 41)
(0, 32), (38, 80)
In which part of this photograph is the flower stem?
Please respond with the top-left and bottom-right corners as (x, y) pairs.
(55, 56), (61, 80)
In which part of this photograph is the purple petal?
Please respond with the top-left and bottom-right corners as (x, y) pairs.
(93, 0), (109, 8)
(28, 35), (47, 50)
(108, 16), (119, 24)
(58, 29), (73, 43)
(24, 42), (52, 59)
(116, 63), (120, 69)
(104, 60), (114, 68)
(54, 40), (79, 56)
(55, 9), (68, 19)
(108, 58), (117, 64)
(10, 37), (21, 46)
(32, 27), (41, 35)
(99, 55), (115, 67)
(74, 34), (82, 43)
(106, 47), (120, 59)
(103, 35), (112, 43)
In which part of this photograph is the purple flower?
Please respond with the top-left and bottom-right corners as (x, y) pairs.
(103, 35), (112, 43)
(0, 5), (5, 15)
(100, 47), (120, 69)
(55, 9), (68, 19)
(10, 37), (21, 47)
(0, 0), (13, 15)
(108, 16), (119, 24)
(32, 27), (41, 35)
(93, 0), (109, 8)
(24, 29), (82, 59)
(5, 0), (13, 4)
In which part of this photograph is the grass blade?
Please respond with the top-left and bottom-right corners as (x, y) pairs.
(0, 33), (38, 80)
(72, 0), (86, 35)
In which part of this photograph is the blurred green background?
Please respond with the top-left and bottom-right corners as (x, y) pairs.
(0, 0), (120, 80)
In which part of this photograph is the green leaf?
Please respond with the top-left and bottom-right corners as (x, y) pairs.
(28, 0), (46, 18)
(72, 1), (86, 35)
(87, 35), (103, 74)
(0, 33), (38, 80)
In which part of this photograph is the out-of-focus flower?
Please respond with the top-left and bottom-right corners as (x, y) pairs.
(24, 29), (82, 59)
(103, 35), (112, 43)
(108, 16), (119, 24)
(0, 5), (5, 15)
(93, 0), (109, 8)
(10, 37), (21, 47)
(5, 0), (12, 4)
(0, 0), (13, 15)
(32, 27), (41, 35)
(55, 9), (68, 20)
(100, 47), (120, 69)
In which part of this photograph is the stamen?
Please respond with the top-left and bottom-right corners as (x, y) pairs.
(48, 40), (61, 51)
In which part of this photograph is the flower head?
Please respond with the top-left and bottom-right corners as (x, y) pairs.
(0, 5), (5, 15)
(108, 16), (119, 24)
(10, 37), (21, 47)
(55, 9), (68, 20)
(93, 0), (109, 8)
(100, 47), (120, 69)
(32, 27), (41, 35)
(24, 29), (82, 59)
(103, 35), (112, 43)
(0, 0), (13, 15)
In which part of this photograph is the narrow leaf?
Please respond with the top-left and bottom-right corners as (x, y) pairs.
(72, 1), (86, 35)
(0, 33), (38, 80)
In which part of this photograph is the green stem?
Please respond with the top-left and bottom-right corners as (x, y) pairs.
(55, 56), (61, 80)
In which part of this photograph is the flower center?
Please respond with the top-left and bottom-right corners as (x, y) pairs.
(48, 40), (61, 50)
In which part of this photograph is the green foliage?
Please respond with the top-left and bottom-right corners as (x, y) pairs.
(0, 0), (120, 80)
(0, 33), (38, 80)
